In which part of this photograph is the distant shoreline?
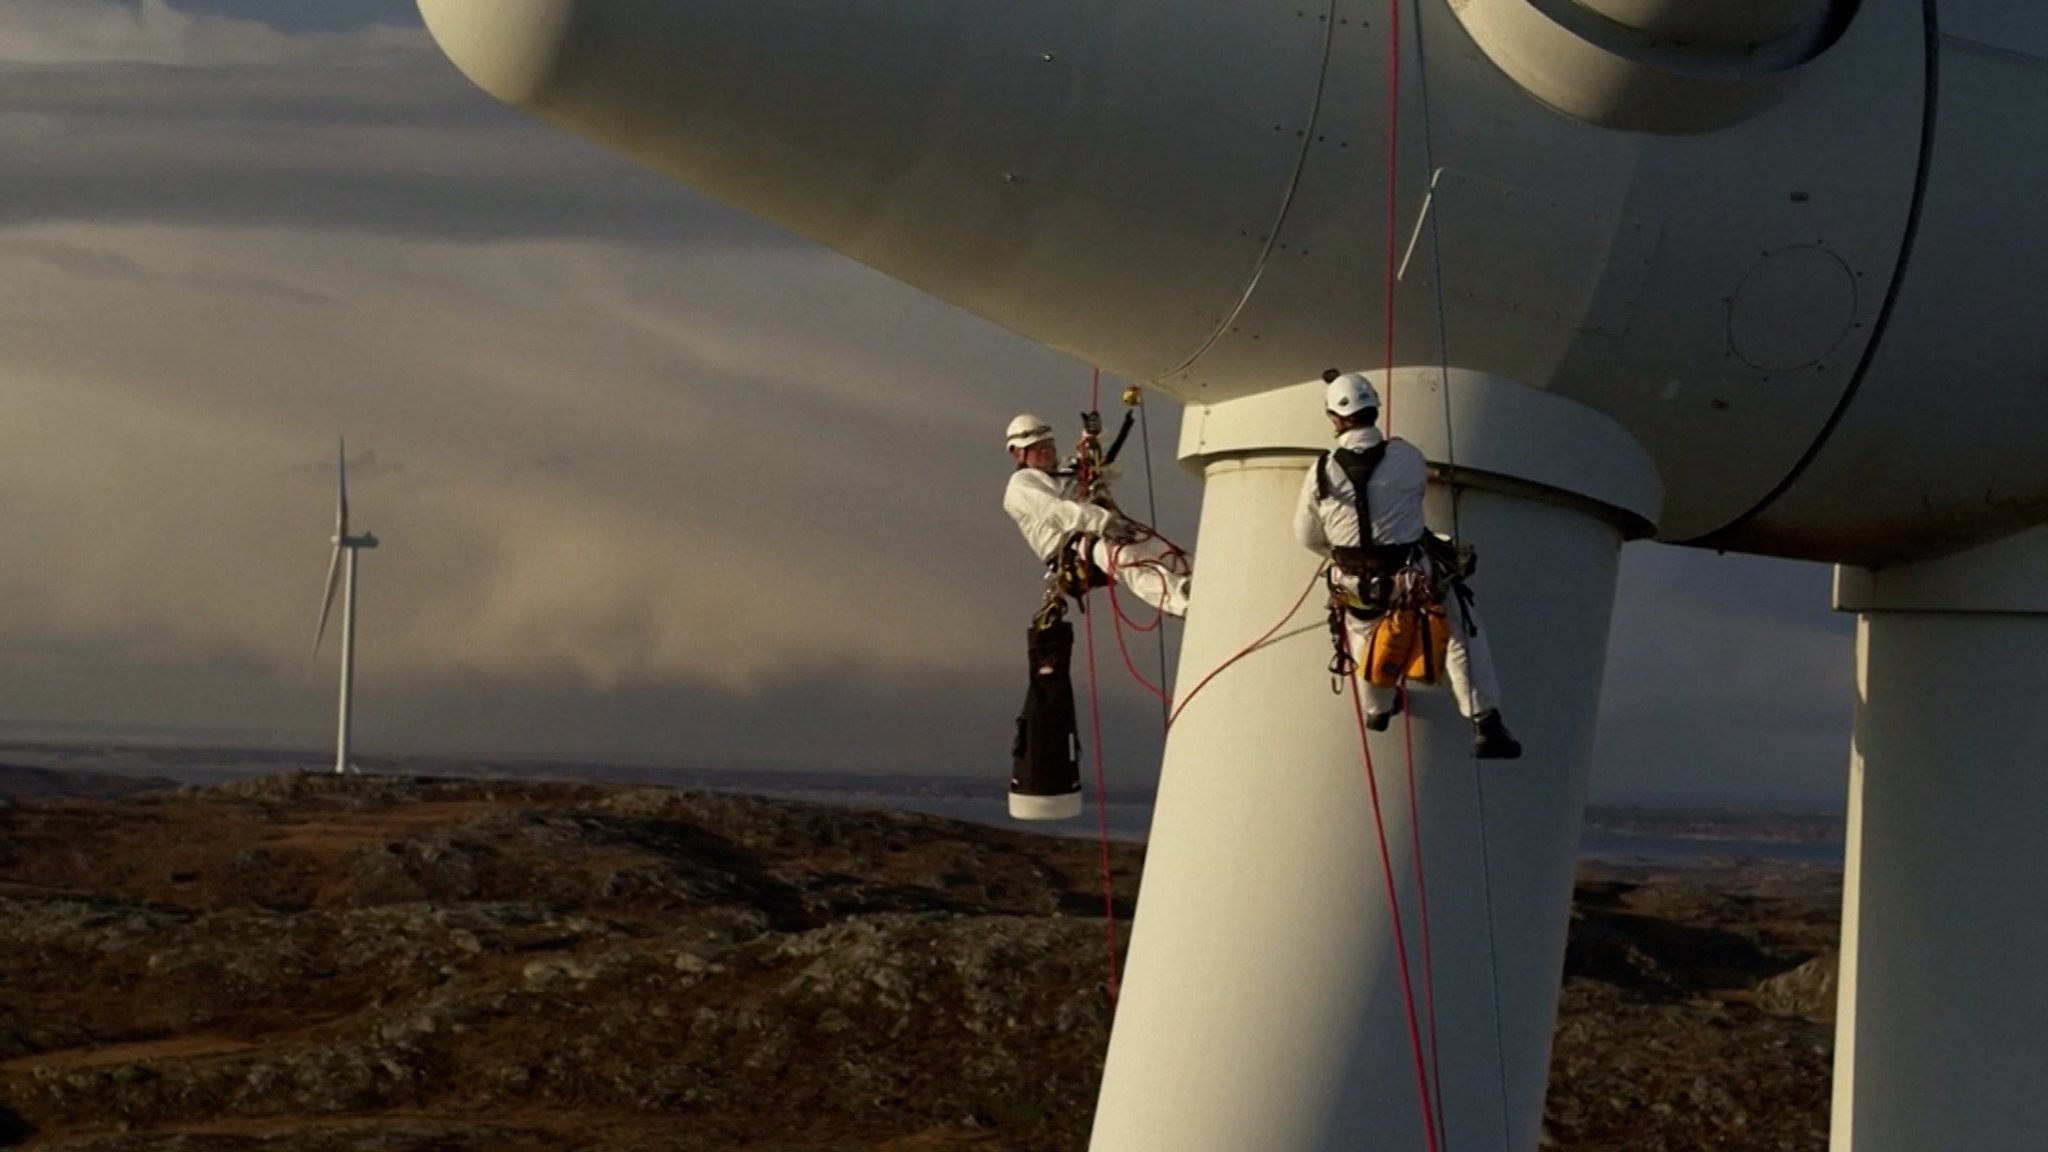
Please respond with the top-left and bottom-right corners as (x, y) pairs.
(1, 738), (1844, 871)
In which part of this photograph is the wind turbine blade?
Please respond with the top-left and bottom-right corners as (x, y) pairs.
(313, 545), (344, 660)
(335, 437), (349, 538)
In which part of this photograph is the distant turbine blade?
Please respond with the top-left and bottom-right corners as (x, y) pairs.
(335, 437), (349, 538)
(313, 544), (344, 659)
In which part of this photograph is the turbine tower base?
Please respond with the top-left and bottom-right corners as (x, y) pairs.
(1089, 373), (1658, 1152)
(1831, 529), (2048, 1151)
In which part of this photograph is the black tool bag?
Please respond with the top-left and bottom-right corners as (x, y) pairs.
(1010, 620), (1083, 816)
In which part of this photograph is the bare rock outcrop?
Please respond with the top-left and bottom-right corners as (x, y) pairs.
(1754, 951), (1841, 1022)
(0, 774), (1839, 1151)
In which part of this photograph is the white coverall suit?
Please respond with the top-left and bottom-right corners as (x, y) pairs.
(1293, 427), (1502, 718)
(1005, 467), (1191, 617)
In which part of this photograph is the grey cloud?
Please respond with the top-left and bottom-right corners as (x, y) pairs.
(0, 50), (810, 244)
(168, 0), (420, 35)
(0, 0), (426, 68)
(0, 223), (1102, 699)
(0, 64), (466, 126)
(0, 129), (781, 245)
(185, 266), (342, 305)
(281, 446), (411, 485)
(506, 452), (578, 479)
(3, 236), (341, 304)
(0, 24), (454, 125)
(2, 237), (147, 277)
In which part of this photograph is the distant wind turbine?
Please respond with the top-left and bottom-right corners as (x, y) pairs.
(312, 438), (378, 775)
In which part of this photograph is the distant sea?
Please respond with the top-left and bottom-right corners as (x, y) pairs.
(766, 787), (1845, 869)
(0, 740), (1843, 870)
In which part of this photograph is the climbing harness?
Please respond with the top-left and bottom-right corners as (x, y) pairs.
(1310, 436), (1466, 698)
(1036, 532), (1111, 626)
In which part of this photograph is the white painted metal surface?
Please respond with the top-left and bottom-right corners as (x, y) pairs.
(1572, 0), (1834, 48)
(1830, 528), (2048, 1151)
(1441, 0), (1848, 133)
(1092, 376), (1649, 1151)
(418, 0), (1330, 392)
(1722, 11), (2048, 562)
(1833, 525), (2048, 614)
(1177, 372), (1661, 533)
(410, 0), (2048, 558)
(413, 0), (1950, 548)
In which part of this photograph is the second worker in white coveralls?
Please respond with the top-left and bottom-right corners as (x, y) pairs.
(1002, 414), (1191, 618)
(1295, 373), (1521, 759)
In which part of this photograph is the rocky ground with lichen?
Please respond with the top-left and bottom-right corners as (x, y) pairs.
(0, 770), (1840, 1150)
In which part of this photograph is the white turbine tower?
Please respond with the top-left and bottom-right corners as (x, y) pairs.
(312, 439), (378, 775)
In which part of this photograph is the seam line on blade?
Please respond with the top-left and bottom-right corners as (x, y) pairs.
(1156, 0), (1343, 385)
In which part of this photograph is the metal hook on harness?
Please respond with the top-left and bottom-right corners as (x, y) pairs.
(1326, 571), (1360, 692)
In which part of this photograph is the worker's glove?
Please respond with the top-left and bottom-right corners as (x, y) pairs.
(1102, 516), (1141, 545)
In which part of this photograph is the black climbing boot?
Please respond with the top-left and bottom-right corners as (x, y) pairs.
(1364, 694), (1404, 733)
(1472, 710), (1522, 760)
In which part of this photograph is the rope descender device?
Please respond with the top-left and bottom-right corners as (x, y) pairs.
(1075, 391), (1144, 506)
(1075, 409), (1107, 504)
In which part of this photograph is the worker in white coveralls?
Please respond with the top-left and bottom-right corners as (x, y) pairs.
(1295, 372), (1522, 759)
(1003, 414), (1191, 617)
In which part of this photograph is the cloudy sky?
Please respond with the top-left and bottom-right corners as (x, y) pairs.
(0, 0), (1855, 809)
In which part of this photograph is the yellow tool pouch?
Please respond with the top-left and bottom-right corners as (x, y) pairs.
(1364, 602), (1451, 688)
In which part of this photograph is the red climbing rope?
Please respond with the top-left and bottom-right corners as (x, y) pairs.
(1074, 363), (1124, 1006)
(1375, 2), (1453, 1144)
(1103, 525), (1190, 713)
(1347, 651), (1442, 1152)
(1108, 582), (1171, 709)
(1402, 695), (1451, 1144)
(1165, 564), (1325, 731)
(1080, 593), (1122, 1006)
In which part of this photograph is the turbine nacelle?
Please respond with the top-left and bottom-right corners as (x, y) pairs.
(417, 0), (2048, 563)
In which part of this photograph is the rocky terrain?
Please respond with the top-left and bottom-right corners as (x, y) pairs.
(0, 772), (1841, 1151)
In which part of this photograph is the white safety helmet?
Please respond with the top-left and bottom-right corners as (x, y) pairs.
(1005, 413), (1056, 451)
(1324, 372), (1381, 417)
